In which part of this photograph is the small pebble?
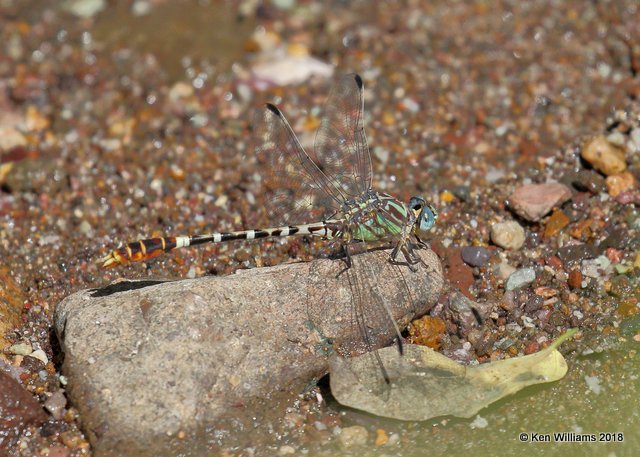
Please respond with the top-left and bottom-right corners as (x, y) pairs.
(373, 146), (389, 164)
(496, 261), (516, 280)
(452, 185), (471, 201)
(44, 390), (67, 420)
(234, 249), (251, 262)
(486, 168), (506, 182)
(169, 81), (194, 100)
(60, 430), (87, 449)
(131, 0), (152, 16)
(605, 172), (635, 198)
(9, 342), (33, 355)
(47, 445), (70, 457)
(338, 425), (368, 448)
(568, 270), (582, 289)
(607, 131), (626, 146)
(63, 0), (106, 18)
(568, 169), (605, 193)
(524, 295), (544, 313)
(470, 415), (489, 429)
(251, 54), (334, 86)
(491, 221), (525, 250)
(0, 126), (27, 151)
(581, 136), (627, 176)
(215, 195), (228, 207)
(534, 286), (557, 298)
(387, 433), (400, 445)
(27, 349), (49, 364)
(408, 315), (446, 349)
(440, 190), (455, 203)
(375, 428), (389, 446)
(508, 182), (572, 221)
(78, 220), (93, 237)
(460, 246), (491, 267)
(605, 247), (623, 264)
(448, 292), (479, 331)
(524, 341), (540, 354)
(402, 97), (420, 113)
(543, 210), (570, 238)
(25, 106), (49, 131)
(584, 375), (602, 394)
(546, 256), (564, 270)
(505, 267), (536, 291)
(615, 190), (640, 205)
(630, 128), (640, 151)
(557, 243), (598, 264)
(500, 290), (516, 311)
(278, 445), (296, 456)
(582, 256), (611, 278)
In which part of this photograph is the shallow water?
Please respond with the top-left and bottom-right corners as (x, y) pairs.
(321, 329), (638, 457)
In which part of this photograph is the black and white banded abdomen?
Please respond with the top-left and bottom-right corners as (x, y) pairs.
(101, 221), (342, 268)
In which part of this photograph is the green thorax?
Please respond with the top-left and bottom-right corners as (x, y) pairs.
(347, 193), (409, 242)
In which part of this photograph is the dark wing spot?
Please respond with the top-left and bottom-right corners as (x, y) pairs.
(265, 103), (281, 116)
(354, 74), (363, 89)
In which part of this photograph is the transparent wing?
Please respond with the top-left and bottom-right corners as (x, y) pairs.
(253, 103), (343, 226)
(311, 73), (373, 199)
(306, 247), (413, 390)
(346, 250), (407, 393)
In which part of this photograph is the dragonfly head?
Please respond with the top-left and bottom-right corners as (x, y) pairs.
(409, 196), (438, 233)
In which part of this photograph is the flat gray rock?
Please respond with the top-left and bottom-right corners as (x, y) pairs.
(54, 249), (442, 456)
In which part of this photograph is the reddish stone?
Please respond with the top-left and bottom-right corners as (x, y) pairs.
(615, 190), (640, 205)
(545, 256), (564, 271)
(534, 287), (557, 298)
(571, 191), (591, 206)
(443, 247), (475, 298)
(568, 270), (582, 289)
(524, 341), (540, 355)
(508, 182), (572, 222)
(0, 371), (47, 451)
(604, 247), (623, 264)
(47, 446), (70, 457)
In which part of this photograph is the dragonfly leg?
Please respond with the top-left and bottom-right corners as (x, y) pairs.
(404, 248), (420, 272)
(335, 243), (353, 278)
(389, 244), (414, 271)
(413, 233), (429, 249)
(389, 240), (423, 272)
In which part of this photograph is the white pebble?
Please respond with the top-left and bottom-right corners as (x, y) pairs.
(491, 220), (525, 250)
(28, 349), (49, 364)
(9, 342), (33, 356)
(585, 375), (602, 394)
(470, 415), (489, 429)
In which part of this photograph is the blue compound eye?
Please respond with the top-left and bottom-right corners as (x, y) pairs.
(419, 204), (437, 231)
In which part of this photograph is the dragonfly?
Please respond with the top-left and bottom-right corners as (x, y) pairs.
(101, 73), (438, 384)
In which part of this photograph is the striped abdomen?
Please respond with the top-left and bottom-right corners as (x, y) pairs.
(101, 222), (341, 269)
